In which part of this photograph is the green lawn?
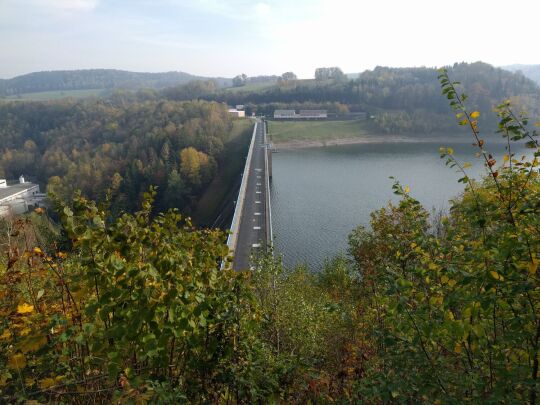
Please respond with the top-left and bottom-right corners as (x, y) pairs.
(3, 88), (109, 101)
(268, 120), (371, 143)
(192, 119), (254, 227)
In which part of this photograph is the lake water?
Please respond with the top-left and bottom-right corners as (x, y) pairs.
(270, 139), (525, 269)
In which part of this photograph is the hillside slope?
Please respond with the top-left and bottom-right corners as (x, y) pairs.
(503, 64), (540, 85)
(0, 69), (232, 96)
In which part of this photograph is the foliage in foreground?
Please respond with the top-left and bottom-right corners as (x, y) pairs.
(348, 70), (540, 403)
(0, 190), (276, 403)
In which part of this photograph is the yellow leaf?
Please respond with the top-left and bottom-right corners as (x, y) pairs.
(447, 279), (457, 287)
(428, 262), (439, 271)
(463, 162), (472, 169)
(39, 377), (56, 389)
(0, 373), (9, 387)
(447, 147), (454, 155)
(404, 186), (410, 194)
(441, 275), (449, 284)
(8, 353), (26, 370)
(33, 247), (43, 255)
(454, 343), (462, 354)
(529, 260), (539, 275)
(490, 271), (504, 281)
(19, 327), (31, 336)
(0, 329), (11, 341)
(17, 303), (34, 314)
(470, 111), (480, 119)
(19, 335), (47, 353)
(503, 154), (510, 162)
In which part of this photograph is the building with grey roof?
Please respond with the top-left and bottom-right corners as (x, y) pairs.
(0, 176), (45, 217)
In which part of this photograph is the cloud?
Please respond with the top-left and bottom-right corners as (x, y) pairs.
(254, 2), (271, 16)
(33, 0), (99, 12)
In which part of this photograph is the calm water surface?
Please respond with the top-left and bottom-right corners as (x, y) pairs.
(270, 140), (523, 269)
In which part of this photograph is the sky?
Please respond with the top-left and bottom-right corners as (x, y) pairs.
(1, 0), (539, 79)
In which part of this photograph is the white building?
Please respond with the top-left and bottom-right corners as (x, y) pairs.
(228, 108), (246, 118)
(298, 110), (328, 119)
(0, 176), (44, 218)
(274, 109), (328, 120)
(273, 109), (297, 119)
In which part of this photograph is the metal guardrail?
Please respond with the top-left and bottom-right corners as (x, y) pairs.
(263, 123), (273, 249)
(223, 120), (258, 267)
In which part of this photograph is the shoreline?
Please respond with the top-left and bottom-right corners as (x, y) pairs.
(271, 134), (474, 150)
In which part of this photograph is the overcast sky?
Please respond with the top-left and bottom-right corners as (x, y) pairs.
(1, 0), (539, 79)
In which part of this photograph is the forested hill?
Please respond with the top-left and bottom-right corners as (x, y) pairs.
(503, 64), (540, 86)
(219, 62), (540, 134)
(0, 69), (233, 96)
(0, 98), (251, 219)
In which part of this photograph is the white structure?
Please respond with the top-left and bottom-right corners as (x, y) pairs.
(274, 109), (328, 120)
(273, 109), (297, 119)
(0, 176), (44, 218)
(228, 108), (246, 118)
(298, 110), (328, 119)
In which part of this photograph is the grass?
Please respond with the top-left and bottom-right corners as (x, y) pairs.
(3, 88), (109, 101)
(268, 120), (371, 143)
(192, 119), (254, 227)
(225, 81), (276, 93)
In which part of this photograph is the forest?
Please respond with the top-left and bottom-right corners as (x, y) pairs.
(219, 62), (540, 134)
(0, 69), (231, 96)
(0, 70), (539, 403)
(0, 97), (252, 220)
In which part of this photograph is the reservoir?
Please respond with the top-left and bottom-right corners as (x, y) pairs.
(270, 139), (523, 269)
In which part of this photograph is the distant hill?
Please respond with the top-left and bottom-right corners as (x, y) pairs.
(218, 62), (540, 134)
(223, 62), (540, 109)
(0, 69), (233, 96)
(502, 64), (540, 85)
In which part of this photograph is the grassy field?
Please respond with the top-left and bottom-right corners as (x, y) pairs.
(225, 81), (276, 93)
(3, 88), (109, 101)
(192, 119), (254, 227)
(268, 120), (371, 143)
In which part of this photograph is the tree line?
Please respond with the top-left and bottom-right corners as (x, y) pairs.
(0, 97), (244, 217)
(220, 62), (540, 134)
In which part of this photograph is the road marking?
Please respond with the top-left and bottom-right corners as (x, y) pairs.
(255, 168), (262, 172)
(253, 226), (261, 230)
(254, 212), (261, 215)
(252, 243), (261, 248)
(256, 183), (262, 186)
(255, 201), (261, 203)
(256, 191), (262, 194)
(257, 176), (261, 179)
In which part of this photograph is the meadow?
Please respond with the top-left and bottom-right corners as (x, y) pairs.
(268, 119), (371, 144)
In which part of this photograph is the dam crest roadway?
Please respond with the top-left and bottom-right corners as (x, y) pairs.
(225, 119), (273, 271)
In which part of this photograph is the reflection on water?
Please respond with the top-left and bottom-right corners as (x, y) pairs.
(270, 140), (525, 270)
